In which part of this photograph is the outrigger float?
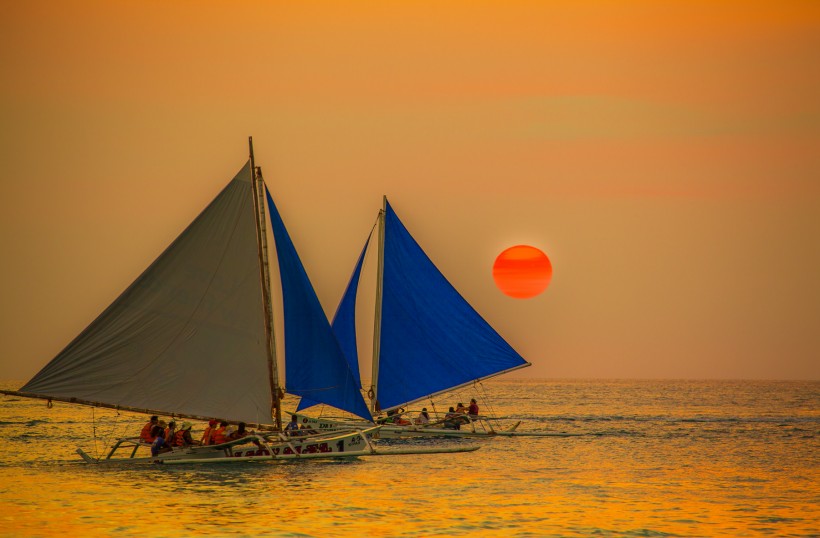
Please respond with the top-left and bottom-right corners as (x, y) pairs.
(2, 139), (480, 463)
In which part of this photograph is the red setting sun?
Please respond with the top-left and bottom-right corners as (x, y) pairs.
(492, 245), (552, 299)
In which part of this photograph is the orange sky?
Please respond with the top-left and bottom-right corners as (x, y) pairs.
(1, 1), (819, 381)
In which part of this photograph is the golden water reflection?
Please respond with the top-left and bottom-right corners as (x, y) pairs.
(1, 379), (818, 537)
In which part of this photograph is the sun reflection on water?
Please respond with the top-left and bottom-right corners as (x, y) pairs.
(1, 379), (818, 536)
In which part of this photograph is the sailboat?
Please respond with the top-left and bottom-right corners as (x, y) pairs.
(293, 196), (559, 438)
(0, 140), (479, 462)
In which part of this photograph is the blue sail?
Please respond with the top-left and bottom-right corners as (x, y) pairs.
(375, 200), (529, 410)
(330, 230), (373, 389)
(265, 189), (372, 421)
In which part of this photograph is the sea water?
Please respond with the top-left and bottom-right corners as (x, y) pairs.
(0, 379), (817, 537)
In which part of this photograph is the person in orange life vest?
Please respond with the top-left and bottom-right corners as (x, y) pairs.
(468, 398), (479, 417)
(201, 419), (218, 445)
(172, 422), (196, 447)
(211, 421), (229, 445)
(140, 416), (159, 443)
(164, 420), (177, 444)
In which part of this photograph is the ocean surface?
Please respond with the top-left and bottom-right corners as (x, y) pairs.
(1, 379), (817, 537)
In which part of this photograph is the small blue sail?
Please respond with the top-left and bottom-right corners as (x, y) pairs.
(330, 230), (373, 389)
(376, 200), (530, 410)
(265, 189), (372, 421)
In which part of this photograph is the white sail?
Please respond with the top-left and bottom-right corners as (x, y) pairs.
(18, 162), (273, 424)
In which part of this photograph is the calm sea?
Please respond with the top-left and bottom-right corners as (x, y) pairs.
(1, 379), (817, 537)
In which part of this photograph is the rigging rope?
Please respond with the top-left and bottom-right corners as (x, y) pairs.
(476, 381), (501, 429)
(91, 408), (98, 459)
(91, 407), (130, 460)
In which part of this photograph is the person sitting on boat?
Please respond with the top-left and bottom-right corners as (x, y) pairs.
(164, 420), (177, 444)
(201, 419), (217, 445)
(443, 407), (462, 430)
(140, 416), (159, 443)
(455, 402), (468, 414)
(211, 420), (229, 445)
(229, 422), (262, 448)
(284, 415), (301, 436)
(172, 422), (197, 447)
(378, 410), (396, 424)
(468, 398), (479, 417)
(228, 422), (254, 441)
(381, 407), (410, 425)
(415, 408), (430, 425)
(150, 425), (171, 457)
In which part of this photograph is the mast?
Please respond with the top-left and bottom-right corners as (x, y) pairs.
(249, 136), (283, 431)
(369, 195), (387, 414)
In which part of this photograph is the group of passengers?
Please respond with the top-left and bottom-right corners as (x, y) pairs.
(375, 398), (481, 430)
(139, 416), (257, 456)
(443, 398), (480, 430)
(379, 408), (412, 426)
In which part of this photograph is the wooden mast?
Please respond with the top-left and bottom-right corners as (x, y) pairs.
(249, 136), (283, 431)
(369, 195), (387, 415)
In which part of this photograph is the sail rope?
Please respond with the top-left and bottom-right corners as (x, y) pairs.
(90, 407), (131, 460)
(476, 381), (503, 430)
(91, 408), (98, 458)
(429, 400), (439, 421)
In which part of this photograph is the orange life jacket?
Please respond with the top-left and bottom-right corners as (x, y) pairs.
(212, 427), (228, 445)
(201, 426), (213, 445)
(172, 430), (187, 447)
(140, 422), (155, 443)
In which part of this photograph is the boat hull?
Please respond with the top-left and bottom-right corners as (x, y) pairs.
(77, 427), (480, 464)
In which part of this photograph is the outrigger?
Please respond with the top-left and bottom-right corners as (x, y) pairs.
(76, 426), (477, 465)
(290, 410), (581, 439)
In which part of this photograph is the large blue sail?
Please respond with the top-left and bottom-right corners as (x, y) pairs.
(376, 200), (530, 410)
(265, 189), (372, 420)
(330, 230), (373, 389)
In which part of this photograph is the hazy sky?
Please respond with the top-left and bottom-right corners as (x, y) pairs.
(1, 1), (818, 382)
